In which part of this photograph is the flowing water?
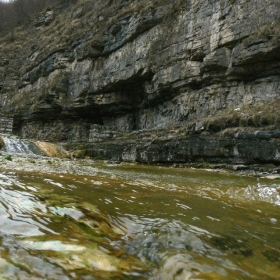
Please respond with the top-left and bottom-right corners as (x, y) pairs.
(0, 146), (280, 279)
(2, 135), (41, 154)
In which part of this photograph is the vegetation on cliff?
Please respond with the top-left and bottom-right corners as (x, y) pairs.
(1, 0), (280, 164)
(0, 0), (62, 32)
(0, 0), (178, 107)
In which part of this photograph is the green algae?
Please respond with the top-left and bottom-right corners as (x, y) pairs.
(262, 249), (280, 263)
(15, 184), (150, 278)
(208, 236), (253, 257)
(0, 161), (280, 279)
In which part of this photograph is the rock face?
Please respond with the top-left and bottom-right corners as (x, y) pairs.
(0, 114), (13, 134)
(0, 0), (280, 164)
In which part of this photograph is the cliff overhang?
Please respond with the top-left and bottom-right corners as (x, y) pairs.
(1, 0), (280, 164)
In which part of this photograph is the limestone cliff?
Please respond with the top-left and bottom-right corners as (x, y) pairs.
(1, 0), (280, 164)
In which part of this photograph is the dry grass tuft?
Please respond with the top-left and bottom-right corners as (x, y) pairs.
(203, 98), (280, 133)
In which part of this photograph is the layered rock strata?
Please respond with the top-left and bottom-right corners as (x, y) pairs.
(0, 0), (280, 163)
(0, 114), (13, 134)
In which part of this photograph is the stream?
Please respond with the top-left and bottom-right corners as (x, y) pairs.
(0, 137), (280, 279)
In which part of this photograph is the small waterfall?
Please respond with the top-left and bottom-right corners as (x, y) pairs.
(1, 135), (41, 155)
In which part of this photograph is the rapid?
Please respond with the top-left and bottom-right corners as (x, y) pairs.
(0, 136), (279, 279)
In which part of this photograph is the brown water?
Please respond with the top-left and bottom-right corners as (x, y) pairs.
(0, 159), (280, 279)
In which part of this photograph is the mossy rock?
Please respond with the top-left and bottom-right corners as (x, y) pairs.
(209, 236), (253, 257)
(19, 187), (150, 276)
(262, 249), (280, 262)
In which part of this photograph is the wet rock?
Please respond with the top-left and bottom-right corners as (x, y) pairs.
(262, 249), (280, 263)
(232, 165), (249, 171)
(209, 236), (253, 257)
(262, 174), (280, 179)
(21, 189), (150, 276)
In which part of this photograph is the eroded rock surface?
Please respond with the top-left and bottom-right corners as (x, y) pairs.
(0, 0), (280, 163)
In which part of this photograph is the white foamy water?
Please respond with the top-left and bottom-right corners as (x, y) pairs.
(227, 183), (280, 205)
(2, 135), (40, 154)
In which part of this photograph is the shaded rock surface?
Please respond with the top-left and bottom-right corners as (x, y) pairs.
(64, 127), (280, 165)
(0, 0), (280, 164)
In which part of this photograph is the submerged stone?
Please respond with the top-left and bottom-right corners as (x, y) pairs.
(16, 187), (150, 277)
(208, 236), (253, 257)
(262, 249), (280, 263)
